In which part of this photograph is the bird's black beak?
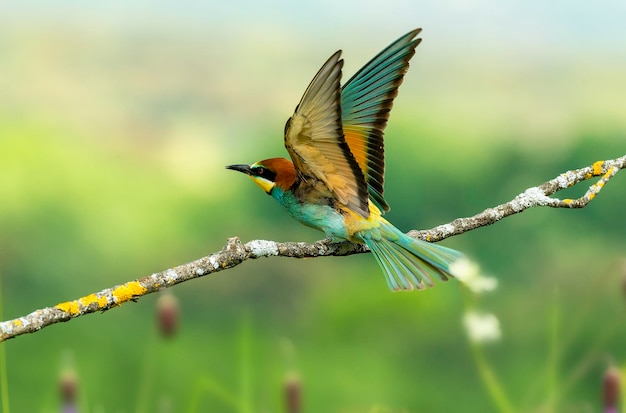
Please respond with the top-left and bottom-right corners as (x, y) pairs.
(226, 164), (252, 175)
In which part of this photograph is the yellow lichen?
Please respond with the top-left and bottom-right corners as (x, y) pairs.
(79, 293), (109, 309)
(584, 172), (592, 180)
(593, 160), (604, 176)
(604, 166), (616, 178)
(55, 301), (81, 316)
(563, 199), (573, 204)
(13, 319), (23, 327)
(589, 193), (596, 200)
(112, 281), (147, 304)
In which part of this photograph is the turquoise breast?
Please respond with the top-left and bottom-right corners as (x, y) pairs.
(270, 187), (349, 240)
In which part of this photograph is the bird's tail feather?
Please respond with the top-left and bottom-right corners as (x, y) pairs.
(360, 220), (463, 291)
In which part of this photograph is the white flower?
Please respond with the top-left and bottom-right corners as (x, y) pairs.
(451, 258), (498, 293)
(463, 311), (501, 343)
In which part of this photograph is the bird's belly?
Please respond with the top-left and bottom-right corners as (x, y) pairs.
(271, 187), (382, 241)
(286, 202), (349, 240)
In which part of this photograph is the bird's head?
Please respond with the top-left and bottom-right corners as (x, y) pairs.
(226, 157), (296, 194)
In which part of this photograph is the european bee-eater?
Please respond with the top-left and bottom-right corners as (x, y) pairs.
(227, 29), (463, 291)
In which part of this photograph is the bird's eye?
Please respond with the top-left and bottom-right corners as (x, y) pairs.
(255, 167), (265, 176)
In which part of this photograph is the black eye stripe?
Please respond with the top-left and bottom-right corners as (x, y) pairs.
(252, 166), (276, 181)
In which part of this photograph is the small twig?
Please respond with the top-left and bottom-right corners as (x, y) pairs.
(1, 155), (624, 342)
(408, 157), (625, 240)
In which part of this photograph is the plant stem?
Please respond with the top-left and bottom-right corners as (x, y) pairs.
(239, 311), (252, 413)
(546, 288), (560, 412)
(470, 339), (516, 413)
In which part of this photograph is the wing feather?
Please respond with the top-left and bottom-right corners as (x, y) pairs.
(284, 51), (370, 218)
(342, 29), (422, 213)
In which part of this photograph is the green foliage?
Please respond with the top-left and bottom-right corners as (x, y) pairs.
(1, 114), (624, 412)
(1, 26), (625, 411)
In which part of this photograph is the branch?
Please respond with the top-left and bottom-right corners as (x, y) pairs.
(1, 155), (624, 342)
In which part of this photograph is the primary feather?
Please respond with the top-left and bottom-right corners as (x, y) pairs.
(341, 29), (422, 213)
(284, 51), (370, 218)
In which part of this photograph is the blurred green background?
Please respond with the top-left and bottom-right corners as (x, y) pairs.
(1, 1), (625, 412)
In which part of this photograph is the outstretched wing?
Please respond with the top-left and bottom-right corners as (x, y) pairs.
(284, 51), (370, 218)
(341, 29), (422, 213)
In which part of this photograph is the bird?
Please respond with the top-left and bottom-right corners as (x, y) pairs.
(226, 28), (463, 291)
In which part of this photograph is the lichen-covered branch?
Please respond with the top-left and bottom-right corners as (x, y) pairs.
(1, 155), (624, 342)
(407, 157), (625, 240)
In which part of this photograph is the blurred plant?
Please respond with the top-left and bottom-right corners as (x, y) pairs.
(157, 292), (180, 339)
(452, 258), (498, 294)
(460, 260), (626, 413)
(603, 365), (621, 413)
(283, 371), (301, 413)
(187, 313), (254, 413)
(59, 368), (78, 413)
(136, 293), (181, 413)
(459, 261), (514, 413)
(281, 339), (301, 413)
(188, 375), (242, 413)
(463, 311), (501, 344)
(59, 350), (78, 413)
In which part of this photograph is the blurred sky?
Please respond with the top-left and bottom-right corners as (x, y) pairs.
(1, 0), (624, 182)
(2, 0), (626, 58)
